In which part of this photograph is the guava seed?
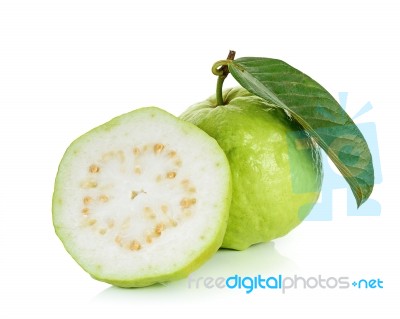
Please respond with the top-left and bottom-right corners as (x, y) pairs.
(168, 151), (177, 158)
(99, 195), (109, 202)
(180, 198), (196, 208)
(81, 181), (97, 189)
(107, 219), (115, 229)
(131, 191), (138, 199)
(144, 207), (156, 219)
(133, 147), (141, 156)
(155, 223), (165, 235)
(161, 205), (168, 213)
(129, 240), (141, 251)
(166, 171), (176, 179)
(115, 235), (122, 245)
(89, 165), (100, 173)
(154, 143), (165, 154)
(88, 219), (97, 226)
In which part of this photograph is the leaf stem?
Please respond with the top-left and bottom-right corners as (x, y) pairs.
(212, 50), (236, 106)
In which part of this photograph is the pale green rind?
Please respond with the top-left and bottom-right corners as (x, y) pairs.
(181, 88), (322, 250)
(53, 107), (232, 287)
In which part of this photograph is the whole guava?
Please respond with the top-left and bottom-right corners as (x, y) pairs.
(181, 87), (323, 250)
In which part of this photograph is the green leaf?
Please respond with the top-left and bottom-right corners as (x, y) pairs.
(228, 57), (374, 207)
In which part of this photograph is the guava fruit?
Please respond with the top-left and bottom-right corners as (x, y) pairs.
(52, 107), (231, 287)
(181, 87), (323, 250)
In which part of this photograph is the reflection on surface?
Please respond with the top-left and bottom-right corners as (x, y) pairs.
(93, 242), (296, 302)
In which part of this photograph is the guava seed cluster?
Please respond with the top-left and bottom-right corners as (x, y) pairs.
(78, 143), (198, 252)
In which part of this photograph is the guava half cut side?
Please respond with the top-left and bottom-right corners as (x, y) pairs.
(52, 107), (231, 287)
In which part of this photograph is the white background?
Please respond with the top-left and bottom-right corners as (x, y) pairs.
(1, 0), (399, 317)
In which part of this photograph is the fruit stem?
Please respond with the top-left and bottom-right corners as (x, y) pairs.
(216, 76), (225, 106)
(212, 50), (236, 106)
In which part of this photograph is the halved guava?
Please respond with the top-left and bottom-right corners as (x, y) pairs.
(52, 107), (231, 287)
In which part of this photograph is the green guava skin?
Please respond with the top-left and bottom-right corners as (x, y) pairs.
(181, 87), (323, 250)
